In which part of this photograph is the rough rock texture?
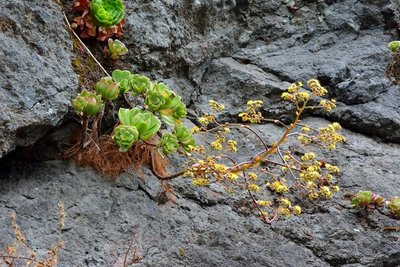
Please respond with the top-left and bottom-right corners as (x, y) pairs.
(1, 0), (400, 266)
(0, 0), (78, 158)
(0, 119), (399, 267)
(120, 0), (400, 142)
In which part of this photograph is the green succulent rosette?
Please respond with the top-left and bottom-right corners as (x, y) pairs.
(174, 124), (196, 151)
(112, 69), (132, 93)
(388, 197), (400, 218)
(145, 82), (187, 126)
(72, 90), (103, 116)
(112, 125), (139, 153)
(118, 108), (161, 141)
(160, 133), (179, 156)
(129, 74), (152, 95)
(90, 0), (125, 28)
(94, 76), (120, 100)
(351, 191), (372, 207)
(388, 41), (400, 53)
(108, 39), (128, 60)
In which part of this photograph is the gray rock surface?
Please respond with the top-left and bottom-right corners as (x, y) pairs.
(0, 0), (78, 158)
(0, 118), (399, 267)
(1, 0), (400, 266)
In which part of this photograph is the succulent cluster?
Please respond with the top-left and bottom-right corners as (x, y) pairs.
(113, 108), (161, 152)
(71, 70), (195, 156)
(351, 191), (400, 219)
(72, 0), (125, 41)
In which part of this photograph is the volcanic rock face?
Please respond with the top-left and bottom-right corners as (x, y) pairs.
(0, 0), (400, 266)
(0, 0), (78, 158)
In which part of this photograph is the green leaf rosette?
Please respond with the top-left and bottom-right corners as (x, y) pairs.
(129, 74), (152, 95)
(90, 0), (125, 28)
(118, 108), (161, 141)
(72, 90), (103, 116)
(388, 41), (400, 53)
(112, 125), (139, 153)
(94, 76), (120, 101)
(108, 39), (128, 60)
(388, 197), (400, 218)
(160, 133), (179, 156)
(112, 69), (132, 93)
(351, 191), (372, 207)
(174, 124), (196, 151)
(145, 82), (187, 126)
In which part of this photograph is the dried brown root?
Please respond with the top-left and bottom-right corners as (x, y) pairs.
(385, 51), (400, 84)
(71, 135), (168, 179)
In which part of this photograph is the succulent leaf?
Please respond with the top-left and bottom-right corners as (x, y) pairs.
(94, 76), (120, 100)
(90, 0), (125, 27)
(388, 197), (400, 218)
(388, 41), (400, 53)
(129, 74), (152, 95)
(112, 69), (132, 93)
(160, 133), (179, 156)
(351, 191), (373, 207)
(71, 90), (103, 116)
(174, 124), (196, 151)
(112, 125), (139, 153)
(118, 107), (141, 125)
(117, 108), (161, 141)
(107, 38), (128, 60)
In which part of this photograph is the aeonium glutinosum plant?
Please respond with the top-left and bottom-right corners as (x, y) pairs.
(106, 38), (128, 60)
(72, 0), (125, 41)
(72, 76), (352, 223)
(71, 69), (196, 157)
(183, 79), (346, 223)
(351, 191), (400, 219)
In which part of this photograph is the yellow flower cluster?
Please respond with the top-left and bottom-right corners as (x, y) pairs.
(193, 178), (210, 186)
(238, 100), (264, 123)
(325, 164), (340, 174)
(209, 100), (225, 112)
(227, 139), (238, 153)
(300, 164), (321, 182)
(317, 123), (346, 150)
(277, 198), (302, 218)
(267, 180), (289, 193)
(320, 99), (336, 112)
(248, 172), (258, 180)
(198, 114), (215, 126)
(281, 82), (310, 103)
(256, 200), (272, 207)
(307, 79), (328, 96)
(248, 183), (260, 192)
(320, 186), (333, 198)
(301, 152), (316, 161)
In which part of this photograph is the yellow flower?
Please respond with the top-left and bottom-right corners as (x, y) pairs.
(320, 186), (333, 198)
(280, 198), (291, 208)
(209, 100), (225, 112)
(248, 183), (260, 192)
(268, 180), (288, 193)
(227, 172), (239, 181)
(301, 152), (316, 161)
(256, 200), (271, 207)
(191, 126), (201, 134)
(227, 139), (238, 153)
(248, 172), (258, 180)
(193, 178), (210, 186)
(210, 141), (222, 151)
(291, 205), (302, 216)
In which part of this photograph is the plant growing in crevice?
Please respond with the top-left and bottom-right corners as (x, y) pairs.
(71, 0), (125, 41)
(70, 75), (347, 223)
(105, 38), (128, 60)
(351, 191), (400, 219)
